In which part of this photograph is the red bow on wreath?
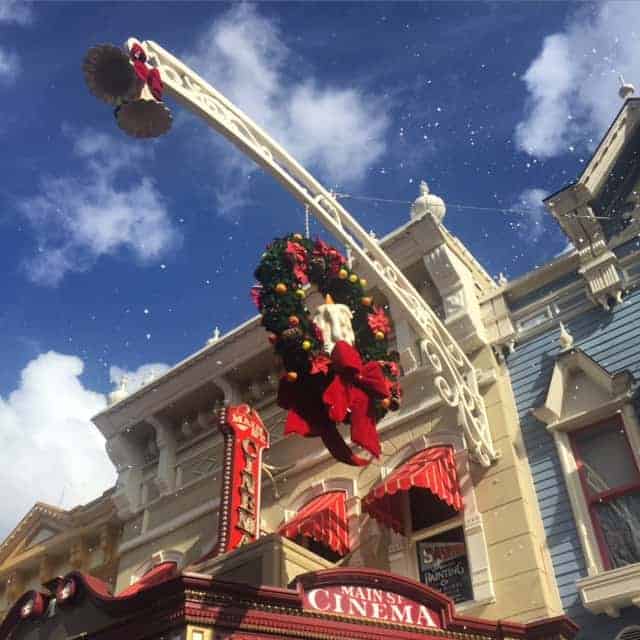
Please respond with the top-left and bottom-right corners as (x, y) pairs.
(130, 43), (163, 101)
(277, 341), (390, 466)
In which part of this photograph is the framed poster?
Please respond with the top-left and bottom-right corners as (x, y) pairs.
(416, 531), (473, 603)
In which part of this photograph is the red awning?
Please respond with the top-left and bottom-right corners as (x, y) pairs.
(279, 491), (349, 556)
(362, 446), (462, 534)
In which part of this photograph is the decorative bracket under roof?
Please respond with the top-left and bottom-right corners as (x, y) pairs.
(545, 186), (623, 311)
(543, 102), (640, 310)
(533, 348), (634, 431)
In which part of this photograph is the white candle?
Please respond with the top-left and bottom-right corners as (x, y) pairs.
(312, 294), (355, 354)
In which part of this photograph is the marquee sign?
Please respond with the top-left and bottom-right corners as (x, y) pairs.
(303, 584), (441, 629)
(214, 404), (270, 555)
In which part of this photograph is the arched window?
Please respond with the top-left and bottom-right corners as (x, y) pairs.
(279, 479), (357, 564)
(362, 435), (493, 609)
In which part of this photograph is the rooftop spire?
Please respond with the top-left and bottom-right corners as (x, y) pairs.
(619, 74), (635, 100)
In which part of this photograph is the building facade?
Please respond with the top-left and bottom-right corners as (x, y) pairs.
(0, 494), (120, 622)
(500, 98), (640, 640)
(0, 182), (574, 639)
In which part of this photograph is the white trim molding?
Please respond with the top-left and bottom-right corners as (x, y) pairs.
(129, 548), (185, 585)
(533, 348), (640, 616)
(577, 563), (640, 617)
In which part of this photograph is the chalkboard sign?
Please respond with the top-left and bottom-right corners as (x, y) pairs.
(416, 538), (473, 603)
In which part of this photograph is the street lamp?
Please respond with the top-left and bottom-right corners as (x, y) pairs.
(81, 38), (498, 468)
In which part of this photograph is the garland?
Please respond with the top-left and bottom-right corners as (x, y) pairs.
(253, 233), (401, 466)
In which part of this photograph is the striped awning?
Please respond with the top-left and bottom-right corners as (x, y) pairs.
(279, 490), (349, 556)
(362, 446), (462, 534)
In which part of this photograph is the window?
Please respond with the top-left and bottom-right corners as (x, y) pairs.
(279, 487), (351, 564)
(292, 535), (342, 563)
(410, 491), (472, 604)
(569, 418), (640, 570)
(533, 349), (640, 615)
(362, 439), (482, 603)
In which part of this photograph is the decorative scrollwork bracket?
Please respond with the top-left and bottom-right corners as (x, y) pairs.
(125, 38), (499, 467)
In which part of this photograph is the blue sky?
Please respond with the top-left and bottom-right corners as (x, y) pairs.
(0, 1), (637, 533)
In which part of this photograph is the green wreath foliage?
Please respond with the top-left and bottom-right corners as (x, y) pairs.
(252, 233), (401, 410)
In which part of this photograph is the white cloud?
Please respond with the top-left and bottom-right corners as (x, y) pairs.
(0, 0), (32, 85)
(516, 2), (640, 158)
(512, 187), (548, 242)
(185, 4), (389, 214)
(109, 362), (171, 395)
(0, 46), (18, 83)
(19, 129), (181, 286)
(0, 0), (32, 25)
(0, 352), (116, 538)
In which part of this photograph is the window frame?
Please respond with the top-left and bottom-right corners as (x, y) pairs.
(568, 416), (640, 571)
(379, 435), (494, 611)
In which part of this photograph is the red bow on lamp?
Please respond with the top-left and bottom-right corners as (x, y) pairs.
(130, 43), (163, 100)
(323, 341), (391, 458)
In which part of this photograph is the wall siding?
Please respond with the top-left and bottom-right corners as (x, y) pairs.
(507, 281), (640, 638)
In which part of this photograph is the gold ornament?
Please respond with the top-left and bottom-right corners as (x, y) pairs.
(381, 397), (391, 409)
(338, 268), (349, 280)
(275, 283), (287, 295)
(349, 274), (358, 284)
(287, 371), (298, 382)
(295, 288), (306, 299)
(361, 296), (373, 307)
(374, 330), (385, 341)
(360, 278), (368, 288)
(302, 340), (312, 351)
(293, 233), (303, 241)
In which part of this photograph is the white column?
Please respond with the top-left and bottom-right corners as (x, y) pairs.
(148, 415), (177, 495)
(106, 432), (145, 519)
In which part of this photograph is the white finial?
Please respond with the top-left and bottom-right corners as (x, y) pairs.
(559, 322), (574, 351)
(207, 327), (221, 346)
(108, 375), (128, 406)
(619, 74), (635, 100)
(410, 179), (446, 222)
(497, 272), (508, 286)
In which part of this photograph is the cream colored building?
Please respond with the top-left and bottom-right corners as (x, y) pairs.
(0, 493), (119, 621)
(73, 188), (565, 624)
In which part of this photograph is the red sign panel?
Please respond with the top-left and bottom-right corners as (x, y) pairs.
(303, 585), (441, 629)
(214, 404), (270, 555)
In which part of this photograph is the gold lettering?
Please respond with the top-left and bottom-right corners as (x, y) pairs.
(240, 490), (255, 512)
(240, 471), (255, 494)
(237, 509), (255, 534)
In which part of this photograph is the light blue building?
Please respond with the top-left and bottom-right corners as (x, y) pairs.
(503, 97), (640, 640)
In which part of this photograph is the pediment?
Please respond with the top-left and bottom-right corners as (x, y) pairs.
(533, 349), (634, 428)
(0, 503), (69, 565)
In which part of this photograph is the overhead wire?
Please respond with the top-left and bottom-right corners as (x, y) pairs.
(332, 191), (611, 221)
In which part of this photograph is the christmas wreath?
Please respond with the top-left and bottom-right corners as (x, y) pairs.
(252, 233), (401, 466)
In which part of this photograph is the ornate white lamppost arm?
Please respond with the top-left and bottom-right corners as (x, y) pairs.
(126, 38), (497, 467)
